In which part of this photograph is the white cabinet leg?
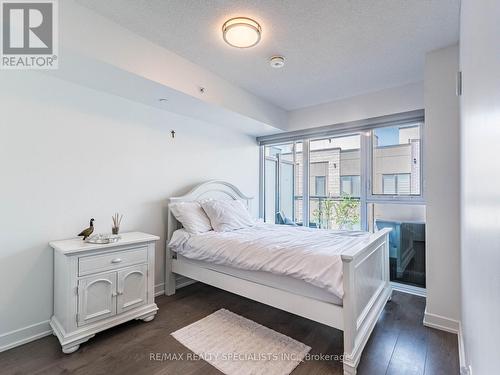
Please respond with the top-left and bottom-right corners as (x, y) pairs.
(60, 334), (94, 354)
(62, 344), (80, 354)
(142, 315), (155, 322)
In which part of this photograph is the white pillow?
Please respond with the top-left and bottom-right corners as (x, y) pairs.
(201, 199), (255, 232)
(169, 202), (212, 234)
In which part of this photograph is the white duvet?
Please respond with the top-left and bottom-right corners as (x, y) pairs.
(168, 223), (371, 299)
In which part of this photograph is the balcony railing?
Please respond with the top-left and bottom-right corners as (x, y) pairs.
(292, 195), (361, 230)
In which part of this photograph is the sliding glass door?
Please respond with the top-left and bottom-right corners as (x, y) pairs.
(263, 142), (303, 225)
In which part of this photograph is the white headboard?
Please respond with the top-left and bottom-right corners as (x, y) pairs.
(166, 180), (253, 242)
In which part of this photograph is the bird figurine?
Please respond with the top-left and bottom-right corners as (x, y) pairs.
(78, 218), (95, 240)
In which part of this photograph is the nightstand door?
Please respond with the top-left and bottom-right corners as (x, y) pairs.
(117, 264), (147, 314)
(77, 271), (117, 326)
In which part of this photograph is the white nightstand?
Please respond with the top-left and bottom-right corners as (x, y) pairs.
(49, 232), (159, 353)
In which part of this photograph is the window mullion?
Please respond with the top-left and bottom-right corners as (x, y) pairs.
(360, 132), (369, 231)
(302, 140), (310, 227)
(259, 145), (265, 219)
(276, 154), (281, 219)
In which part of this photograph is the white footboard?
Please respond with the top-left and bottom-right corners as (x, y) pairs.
(341, 228), (392, 374)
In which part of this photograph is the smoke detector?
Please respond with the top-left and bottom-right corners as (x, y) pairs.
(269, 56), (285, 68)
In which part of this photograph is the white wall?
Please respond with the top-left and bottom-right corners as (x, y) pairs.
(423, 45), (461, 332)
(460, 1), (500, 373)
(0, 71), (259, 350)
(287, 82), (423, 130)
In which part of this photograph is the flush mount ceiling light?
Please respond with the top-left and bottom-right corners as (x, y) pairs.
(222, 17), (261, 48)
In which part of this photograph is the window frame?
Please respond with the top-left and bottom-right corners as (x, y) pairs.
(367, 123), (425, 204)
(263, 155), (278, 223)
(258, 110), (425, 230)
(262, 142), (301, 224)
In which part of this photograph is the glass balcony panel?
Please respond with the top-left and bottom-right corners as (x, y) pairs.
(369, 203), (426, 288)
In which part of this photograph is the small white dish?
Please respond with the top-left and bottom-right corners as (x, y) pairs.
(85, 234), (121, 244)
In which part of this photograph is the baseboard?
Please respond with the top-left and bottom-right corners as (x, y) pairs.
(458, 322), (469, 374)
(423, 309), (468, 372)
(0, 320), (52, 352)
(154, 276), (197, 297)
(423, 308), (460, 334)
(154, 283), (165, 296)
(2, 282), (178, 351)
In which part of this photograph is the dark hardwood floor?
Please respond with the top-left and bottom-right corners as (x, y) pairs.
(0, 284), (459, 375)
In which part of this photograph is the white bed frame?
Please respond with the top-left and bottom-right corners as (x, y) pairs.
(165, 180), (392, 375)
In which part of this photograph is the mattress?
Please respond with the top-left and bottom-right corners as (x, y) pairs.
(176, 254), (343, 305)
(169, 224), (371, 299)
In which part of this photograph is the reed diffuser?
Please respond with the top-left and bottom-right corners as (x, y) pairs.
(112, 213), (123, 235)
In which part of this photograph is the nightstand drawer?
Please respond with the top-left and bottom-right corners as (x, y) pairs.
(78, 247), (147, 276)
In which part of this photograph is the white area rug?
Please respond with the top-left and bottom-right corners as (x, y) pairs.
(171, 309), (311, 375)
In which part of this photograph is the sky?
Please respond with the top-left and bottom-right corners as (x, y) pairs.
(374, 127), (399, 147)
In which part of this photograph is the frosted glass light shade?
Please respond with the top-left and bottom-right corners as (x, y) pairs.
(222, 17), (261, 48)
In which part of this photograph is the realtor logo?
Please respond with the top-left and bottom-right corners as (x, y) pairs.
(1, 0), (58, 69)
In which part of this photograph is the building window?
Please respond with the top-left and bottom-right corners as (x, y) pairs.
(315, 176), (326, 196)
(340, 175), (360, 197)
(382, 174), (411, 195)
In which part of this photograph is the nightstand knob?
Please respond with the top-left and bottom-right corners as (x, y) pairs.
(111, 258), (122, 264)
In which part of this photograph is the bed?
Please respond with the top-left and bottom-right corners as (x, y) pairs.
(165, 180), (392, 375)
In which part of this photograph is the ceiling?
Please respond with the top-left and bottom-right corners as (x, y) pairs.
(77, 0), (460, 111)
